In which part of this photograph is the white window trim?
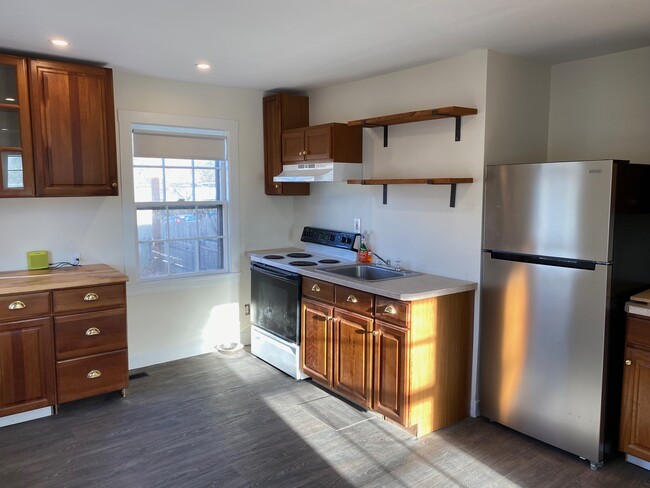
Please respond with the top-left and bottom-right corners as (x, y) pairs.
(118, 110), (241, 290)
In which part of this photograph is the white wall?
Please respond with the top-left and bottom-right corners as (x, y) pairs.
(0, 72), (295, 369)
(548, 46), (650, 162)
(484, 50), (550, 165)
(299, 50), (488, 414)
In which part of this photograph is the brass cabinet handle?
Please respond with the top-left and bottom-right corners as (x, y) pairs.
(9, 300), (26, 310)
(111, 182), (118, 188)
(87, 370), (102, 379)
(383, 305), (397, 315)
(347, 295), (358, 304)
(311, 284), (321, 292)
(625, 359), (632, 366)
(86, 327), (101, 336)
(84, 292), (99, 301)
(372, 330), (380, 337)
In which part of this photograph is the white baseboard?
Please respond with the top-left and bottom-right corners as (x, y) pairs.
(470, 399), (480, 418)
(128, 342), (207, 370)
(0, 406), (52, 428)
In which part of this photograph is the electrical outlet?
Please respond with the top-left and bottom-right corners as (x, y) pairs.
(353, 218), (361, 234)
(244, 304), (250, 315)
(72, 254), (81, 266)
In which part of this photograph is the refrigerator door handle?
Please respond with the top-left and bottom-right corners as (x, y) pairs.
(489, 251), (598, 270)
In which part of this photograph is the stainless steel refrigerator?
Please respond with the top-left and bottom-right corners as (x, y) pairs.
(480, 159), (650, 469)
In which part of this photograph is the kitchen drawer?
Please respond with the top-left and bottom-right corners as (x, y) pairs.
(335, 285), (374, 316)
(303, 277), (334, 303)
(56, 349), (128, 403)
(0, 292), (50, 323)
(53, 283), (126, 314)
(54, 308), (127, 360)
(627, 314), (650, 350)
(375, 296), (410, 329)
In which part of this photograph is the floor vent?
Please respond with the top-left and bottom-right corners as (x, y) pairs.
(129, 371), (149, 380)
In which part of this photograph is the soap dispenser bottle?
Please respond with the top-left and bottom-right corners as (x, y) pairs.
(358, 233), (370, 263)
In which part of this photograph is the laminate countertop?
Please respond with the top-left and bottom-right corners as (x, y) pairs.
(247, 248), (476, 301)
(0, 264), (128, 295)
(627, 288), (650, 318)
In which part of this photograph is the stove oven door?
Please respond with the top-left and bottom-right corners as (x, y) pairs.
(250, 263), (302, 344)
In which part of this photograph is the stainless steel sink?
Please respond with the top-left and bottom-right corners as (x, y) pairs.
(319, 264), (419, 281)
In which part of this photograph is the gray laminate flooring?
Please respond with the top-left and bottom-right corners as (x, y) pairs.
(1, 350), (649, 488)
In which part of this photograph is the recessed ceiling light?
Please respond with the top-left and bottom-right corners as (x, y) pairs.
(195, 63), (211, 71)
(49, 38), (69, 47)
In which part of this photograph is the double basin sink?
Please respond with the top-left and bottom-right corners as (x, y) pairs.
(319, 263), (419, 282)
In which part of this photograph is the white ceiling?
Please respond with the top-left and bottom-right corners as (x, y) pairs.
(2, 0), (650, 91)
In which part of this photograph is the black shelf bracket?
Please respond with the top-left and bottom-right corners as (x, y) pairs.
(454, 116), (462, 141)
(426, 180), (458, 207)
(362, 123), (389, 147)
(377, 181), (459, 207)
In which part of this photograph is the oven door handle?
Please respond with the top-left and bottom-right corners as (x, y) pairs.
(251, 263), (301, 283)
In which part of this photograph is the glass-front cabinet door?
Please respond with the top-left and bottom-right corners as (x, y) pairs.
(0, 54), (34, 196)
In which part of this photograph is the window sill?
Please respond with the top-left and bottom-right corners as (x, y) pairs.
(126, 271), (241, 296)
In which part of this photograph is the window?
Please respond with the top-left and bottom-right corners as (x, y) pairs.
(119, 111), (240, 284)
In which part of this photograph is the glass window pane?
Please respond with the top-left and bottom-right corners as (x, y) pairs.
(165, 168), (194, 201)
(198, 206), (223, 237)
(139, 241), (169, 280)
(195, 169), (218, 201)
(169, 207), (198, 239)
(164, 158), (192, 168)
(2, 152), (23, 189)
(133, 157), (163, 167)
(137, 208), (168, 241)
(169, 240), (197, 274)
(194, 159), (216, 168)
(134, 167), (164, 202)
(199, 239), (224, 271)
(0, 64), (18, 105)
(0, 109), (21, 147)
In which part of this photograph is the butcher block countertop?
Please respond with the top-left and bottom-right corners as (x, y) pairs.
(0, 264), (128, 295)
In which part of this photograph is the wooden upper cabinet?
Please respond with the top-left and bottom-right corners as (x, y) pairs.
(281, 123), (362, 164)
(0, 54), (35, 197)
(29, 59), (118, 197)
(263, 93), (309, 196)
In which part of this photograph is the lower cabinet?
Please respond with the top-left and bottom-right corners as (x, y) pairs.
(0, 265), (128, 419)
(0, 317), (55, 416)
(620, 313), (650, 461)
(301, 276), (474, 437)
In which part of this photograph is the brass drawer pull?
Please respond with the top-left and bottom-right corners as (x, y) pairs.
(84, 292), (99, 301)
(86, 327), (101, 336)
(347, 295), (358, 304)
(383, 305), (398, 315)
(311, 284), (321, 292)
(8, 300), (26, 310)
(87, 370), (102, 379)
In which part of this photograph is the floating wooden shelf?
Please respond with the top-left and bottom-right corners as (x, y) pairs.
(347, 178), (473, 207)
(348, 106), (477, 146)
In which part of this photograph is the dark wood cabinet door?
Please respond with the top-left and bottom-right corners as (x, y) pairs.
(262, 93), (309, 196)
(332, 308), (373, 408)
(0, 54), (35, 197)
(29, 59), (118, 196)
(620, 345), (650, 461)
(0, 318), (55, 416)
(301, 298), (333, 385)
(373, 320), (408, 426)
(281, 129), (306, 163)
(304, 125), (331, 161)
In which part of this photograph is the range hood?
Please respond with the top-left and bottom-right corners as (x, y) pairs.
(273, 162), (362, 183)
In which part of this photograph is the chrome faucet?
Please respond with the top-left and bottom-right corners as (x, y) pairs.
(372, 252), (392, 269)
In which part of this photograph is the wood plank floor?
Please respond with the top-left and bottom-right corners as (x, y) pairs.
(1, 350), (649, 487)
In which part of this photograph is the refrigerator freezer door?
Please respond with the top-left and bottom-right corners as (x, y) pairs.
(484, 160), (615, 262)
(480, 253), (611, 463)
